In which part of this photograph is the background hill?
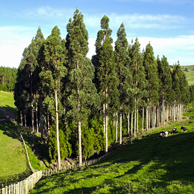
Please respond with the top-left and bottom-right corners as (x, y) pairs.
(181, 65), (194, 86)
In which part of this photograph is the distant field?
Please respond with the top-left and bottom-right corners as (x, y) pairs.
(181, 65), (194, 86)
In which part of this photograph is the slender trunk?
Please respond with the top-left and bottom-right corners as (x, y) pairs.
(103, 103), (105, 134)
(24, 114), (27, 128)
(55, 90), (61, 170)
(180, 104), (182, 120)
(36, 99), (38, 133)
(127, 113), (130, 135)
(173, 101), (176, 122)
(166, 105), (169, 122)
(105, 103), (108, 152)
(162, 98), (165, 126)
(142, 108), (144, 130)
(39, 92), (44, 140)
(146, 107), (148, 130)
(47, 114), (50, 133)
(136, 109), (138, 133)
(131, 112), (133, 136)
(31, 73), (34, 143)
(20, 111), (23, 126)
(116, 112), (118, 142)
(134, 108), (136, 137)
(119, 110), (122, 145)
(105, 87), (108, 153)
(157, 103), (160, 127)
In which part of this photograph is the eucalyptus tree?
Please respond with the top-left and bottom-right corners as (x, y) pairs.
(114, 23), (131, 144)
(92, 15), (119, 152)
(128, 38), (147, 136)
(143, 43), (159, 129)
(157, 56), (174, 126)
(172, 62), (189, 120)
(39, 26), (67, 170)
(66, 9), (100, 166)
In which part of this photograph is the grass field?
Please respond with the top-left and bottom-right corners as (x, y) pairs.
(0, 90), (17, 115)
(29, 111), (194, 194)
(0, 121), (31, 185)
(182, 65), (194, 86)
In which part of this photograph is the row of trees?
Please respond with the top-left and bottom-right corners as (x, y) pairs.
(14, 9), (190, 169)
(0, 67), (17, 91)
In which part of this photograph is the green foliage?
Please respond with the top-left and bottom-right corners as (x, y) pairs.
(48, 124), (72, 161)
(0, 67), (17, 92)
(89, 117), (105, 154)
(157, 56), (174, 105)
(82, 119), (95, 159)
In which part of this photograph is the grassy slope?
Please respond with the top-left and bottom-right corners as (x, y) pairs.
(30, 115), (194, 194)
(181, 65), (194, 86)
(0, 90), (17, 115)
(0, 122), (28, 177)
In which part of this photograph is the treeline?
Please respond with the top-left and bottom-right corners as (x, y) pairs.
(0, 67), (17, 91)
(14, 9), (190, 169)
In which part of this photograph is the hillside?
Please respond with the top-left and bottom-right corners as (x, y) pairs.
(181, 65), (194, 86)
(30, 113), (194, 193)
(0, 91), (30, 185)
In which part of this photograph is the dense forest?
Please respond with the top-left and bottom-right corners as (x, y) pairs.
(0, 67), (17, 91)
(14, 9), (190, 169)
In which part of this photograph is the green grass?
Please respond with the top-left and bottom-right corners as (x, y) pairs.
(0, 90), (17, 115)
(182, 65), (194, 86)
(0, 121), (31, 185)
(30, 118), (194, 193)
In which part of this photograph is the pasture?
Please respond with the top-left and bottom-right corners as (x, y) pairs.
(30, 113), (194, 193)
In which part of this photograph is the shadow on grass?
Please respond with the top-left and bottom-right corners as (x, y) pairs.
(0, 105), (17, 119)
(30, 130), (194, 193)
(0, 120), (20, 140)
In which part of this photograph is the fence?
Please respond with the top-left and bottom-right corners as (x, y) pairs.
(0, 171), (42, 194)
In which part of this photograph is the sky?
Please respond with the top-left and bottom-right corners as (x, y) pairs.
(1, 0), (194, 68)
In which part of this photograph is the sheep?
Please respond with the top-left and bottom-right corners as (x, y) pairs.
(181, 126), (187, 132)
(172, 127), (177, 134)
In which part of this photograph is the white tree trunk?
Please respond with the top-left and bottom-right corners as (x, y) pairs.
(119, 111), (122, 145)
(55, 90), (61, 170)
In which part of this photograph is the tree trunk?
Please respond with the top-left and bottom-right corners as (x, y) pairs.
(131, 112), (133, 136)
(36, 100), (38, 133)
(103, 103), (105, 134)
(142, 108), (144, 130)
(173, 101), (176, 122)
(24, 114), (27, 128)
(20, 111), (23, 126)
(146, 107), (148, 130)
(39, 92), (44, 140)
(162, 98), (165, 126)
(137, 109), (139, 133)
(127, 113), (130, 135)
(116, 112), (118, 142)
(119, 110), (122, 145)
(30, 73), (34, 143)
(105, 103), (108, 152)
(134, 108), (136, 137)
(55, 90), (61, 170)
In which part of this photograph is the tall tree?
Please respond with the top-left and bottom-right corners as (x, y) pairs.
(66, 9), (100, 166)
(129, 38), (147, 136)
(114, 23), (131, 144)
(92, 15), (119, 152)
(157, 56), (174, 126)
(40, 26), (67, 170)
(143, 43), (159, 129)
